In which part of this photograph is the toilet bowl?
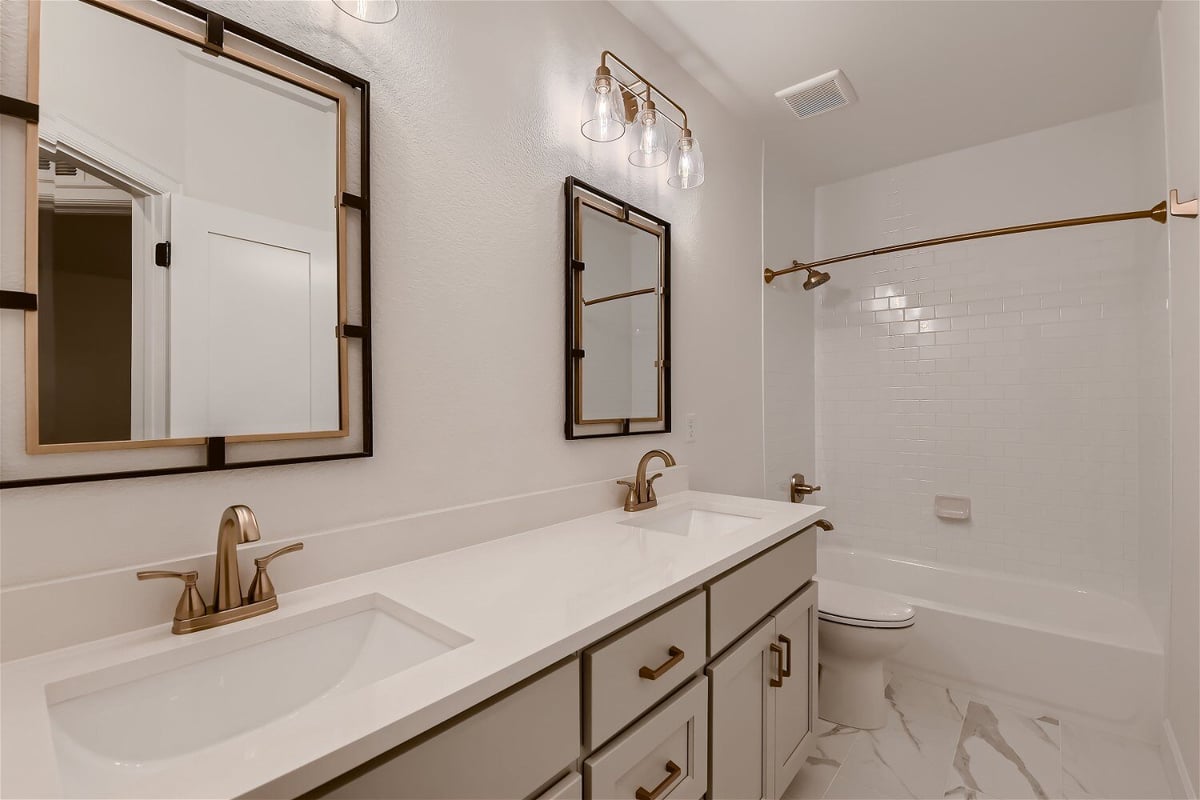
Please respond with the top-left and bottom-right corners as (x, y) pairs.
(817, 579), (915, 730)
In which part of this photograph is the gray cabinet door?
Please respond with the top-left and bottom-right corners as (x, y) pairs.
(706, 618), (776, 800)
(770, 582), (819, 795)
(311, 659), (580, 800)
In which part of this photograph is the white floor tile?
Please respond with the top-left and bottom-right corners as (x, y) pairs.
(824, 675), (967, 800)
(943, 700), (1062, 800)
(782, 719), (861, 800)
(1060, 721), (1172, 800)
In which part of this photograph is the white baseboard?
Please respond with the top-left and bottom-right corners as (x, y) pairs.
(1162, 718), (1198, 800)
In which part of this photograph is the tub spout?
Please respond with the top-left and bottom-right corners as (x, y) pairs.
(814, 519), (835, 531)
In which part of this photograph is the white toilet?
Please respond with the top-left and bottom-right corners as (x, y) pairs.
(817, 579), (916, 730)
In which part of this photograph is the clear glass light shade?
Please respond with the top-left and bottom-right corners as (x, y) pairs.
(580, 75), (626, 143)
(667, 134), (704, 189)
(331, 0), (398, 23)
(627, 106), (668, 167)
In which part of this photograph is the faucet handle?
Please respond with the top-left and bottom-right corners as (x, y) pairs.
(247, 543), (304, 604)
(137, 570), (208, 622)
(645, 472), (664, 502)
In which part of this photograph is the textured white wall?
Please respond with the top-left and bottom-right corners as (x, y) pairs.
(762, 155), (816, 501)
(0, 1), (766, 589)
(811, 107), (1168, 599)
(1159, 0), (1200, 790)
(1131, 19), (1171, 647)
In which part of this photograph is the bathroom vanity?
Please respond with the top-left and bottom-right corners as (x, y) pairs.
(0, 492), (824, 800)
(310, 518), (819, 800)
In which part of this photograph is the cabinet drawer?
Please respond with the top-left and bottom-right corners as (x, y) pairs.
(584, 676), (708, 800)
(706, 530), (816, 657)
(537, 771), (583, 800)
(584, 591), (706, 750)
(310, 658), (580, 800)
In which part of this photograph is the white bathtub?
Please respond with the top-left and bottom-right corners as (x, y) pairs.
(818, 546), (1164, 740)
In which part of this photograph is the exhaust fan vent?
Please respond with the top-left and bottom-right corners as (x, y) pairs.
(775, 69), (857, 121)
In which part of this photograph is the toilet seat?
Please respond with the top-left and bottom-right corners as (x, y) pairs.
(817, 579), (915, 629)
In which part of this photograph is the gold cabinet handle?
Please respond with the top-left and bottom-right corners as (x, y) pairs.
(638, 646), (684, 680)
(247, 542), (304, 604)
(635, 760), (681, 800)
(769, 642), (785, 687)
(136, 569), (207, 621)
(778, 634), (792, 678)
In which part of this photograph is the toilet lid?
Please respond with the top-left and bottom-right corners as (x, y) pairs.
(817, 579), (915, 628)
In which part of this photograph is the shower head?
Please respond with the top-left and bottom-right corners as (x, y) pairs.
(803, 267), (831, 291)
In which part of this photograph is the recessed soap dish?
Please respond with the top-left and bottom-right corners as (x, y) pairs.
(935, 495), (970, 520)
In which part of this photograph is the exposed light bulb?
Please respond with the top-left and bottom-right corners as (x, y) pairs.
(581, 66), (625, 143)
(628, 100), (668, 167)
(667, 129), (704, 189)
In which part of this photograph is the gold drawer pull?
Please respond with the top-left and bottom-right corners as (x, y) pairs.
(635, 760), (681, 800)
(639, 646), (685, 680)
(770, 642), (784, 687)
(778, 634), (792, 678)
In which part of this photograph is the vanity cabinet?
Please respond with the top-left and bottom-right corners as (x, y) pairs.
(306, 525), (820, 800)
(584, 676), (708, 800)
(770, 584), (819, 793)
(706, 583), (818, 800)
(538, 772), (583, 800)
(310, 659), (581, 800)
(584, 591), (707, 751)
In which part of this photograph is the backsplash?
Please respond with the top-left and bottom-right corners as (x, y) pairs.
(812, 106), (1167, 599)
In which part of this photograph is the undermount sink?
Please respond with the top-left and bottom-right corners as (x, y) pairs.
(46, 594), (469, 793)
(621, 503), (761, 538)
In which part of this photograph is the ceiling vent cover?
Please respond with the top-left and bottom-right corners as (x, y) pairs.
(775, 69), (857, 120)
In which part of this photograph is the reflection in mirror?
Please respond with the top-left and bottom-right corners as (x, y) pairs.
(38, 162), (134, 444)
(565, 178), (670, 439)
(579, 205), (660, 421)
(34, 0), (341, 446)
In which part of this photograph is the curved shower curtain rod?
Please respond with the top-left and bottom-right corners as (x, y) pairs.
(764, 190), (1199, 285)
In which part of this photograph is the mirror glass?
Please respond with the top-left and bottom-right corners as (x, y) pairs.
(566, 180), (669, 439)
(36, 0), (341, 444)
(578, 205), (660, 421)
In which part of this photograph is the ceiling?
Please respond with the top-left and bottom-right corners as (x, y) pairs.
(613, 1), (1161, 186)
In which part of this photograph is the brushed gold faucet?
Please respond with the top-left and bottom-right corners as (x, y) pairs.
(618, 449), (677, 512)
(138, 505), (303, 634)
(213, 504), (260, 612)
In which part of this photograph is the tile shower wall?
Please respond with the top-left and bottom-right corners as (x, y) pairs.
(813, 107), (1168, 598)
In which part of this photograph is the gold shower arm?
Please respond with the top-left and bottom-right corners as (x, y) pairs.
(763, 197), (1195, 285)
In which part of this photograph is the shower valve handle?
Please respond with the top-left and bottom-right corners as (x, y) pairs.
(790, 473), (821, 503)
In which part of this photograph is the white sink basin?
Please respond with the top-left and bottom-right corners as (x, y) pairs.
(46, 594), (469, 794)
(621, 504), (761, 538)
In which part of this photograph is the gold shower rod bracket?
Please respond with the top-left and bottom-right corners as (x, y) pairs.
(765, 194), (1198, 286)
(1170, 189), (1198, 218)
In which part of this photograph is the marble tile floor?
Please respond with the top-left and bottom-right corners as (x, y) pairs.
(782, 673), (1173, 800)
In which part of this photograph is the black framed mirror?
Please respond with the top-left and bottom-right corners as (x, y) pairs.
(564, 177), (670, 440)
(0, 0), (372, 487)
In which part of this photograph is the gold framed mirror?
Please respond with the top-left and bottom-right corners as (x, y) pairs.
(564, 177), (670, 440)
(0, 0), (373, 487)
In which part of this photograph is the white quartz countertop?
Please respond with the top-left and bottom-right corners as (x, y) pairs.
(1, 491), (825, 799)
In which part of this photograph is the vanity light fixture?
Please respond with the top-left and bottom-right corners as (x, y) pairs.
(331, 0), (398, 24)
(580, 51), (704, 189)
